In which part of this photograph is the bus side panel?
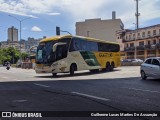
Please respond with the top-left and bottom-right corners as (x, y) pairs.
(93, 52), (121, 69)
(65, 51), (101, 71)
(115, 52), (121, 67)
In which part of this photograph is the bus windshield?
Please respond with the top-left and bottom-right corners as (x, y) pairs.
(36, 38), (71, 64)
(36, 41), (55, 64)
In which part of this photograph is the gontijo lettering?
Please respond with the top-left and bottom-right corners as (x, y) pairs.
(99, 53), (113, 57)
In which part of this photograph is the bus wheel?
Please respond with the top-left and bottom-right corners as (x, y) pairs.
(106, 62), (111, 71)
(52, 73), (57, 77)
(110, 62), (115, 71)
(70, 64), (76, 76)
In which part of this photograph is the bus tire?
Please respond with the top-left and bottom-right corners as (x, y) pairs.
(52, 73), (57, 77)
(110, 62), (115, 71)
(70, 64), (77, 76)
(106, 62), (111, 71)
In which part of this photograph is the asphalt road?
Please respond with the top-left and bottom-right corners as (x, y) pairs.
(0, 66), (160, 120)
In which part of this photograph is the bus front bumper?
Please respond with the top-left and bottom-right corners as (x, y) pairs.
(35, 67), (52, 74)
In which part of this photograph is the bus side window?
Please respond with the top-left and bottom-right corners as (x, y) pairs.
(90, 42), (98, 51)
(56, 45), (67, 60)
(74, 41), (79, 50)
(109, 44), (119, 52)
(69, 38), (79, 51)
(106, 44), (111, 52)
(98, 43), (105, 51)
(69, 40), (75, 51)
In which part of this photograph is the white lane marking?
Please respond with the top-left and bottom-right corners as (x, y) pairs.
(1, 77), (8, 79)
(12, 79), (21, 81)
(34, 83), (50, 88)
(71, 92), (110, 101)
(13, 100), (28, 103)
(122, 87), (160, 94)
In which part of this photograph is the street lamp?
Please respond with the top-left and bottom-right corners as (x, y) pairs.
(134, 0), (140, 59)
(133, 23), (137, 59)
(8, 15), (32, 62)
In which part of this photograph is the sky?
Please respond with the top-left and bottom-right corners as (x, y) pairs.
(0, 0), (160, 41)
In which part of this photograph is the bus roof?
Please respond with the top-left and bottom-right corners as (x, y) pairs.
(40, 35), (71, 42)
(40, 35), (118, 45)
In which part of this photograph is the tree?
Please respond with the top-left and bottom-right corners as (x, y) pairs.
(0, 47), (21, 64)
(0, 47), (29, 64)
(0, 48), (12, 64)
(21, 52), (29, 61)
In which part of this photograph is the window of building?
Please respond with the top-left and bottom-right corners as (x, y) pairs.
(130, 43), (134, 47)
(153, 30), (156, 35)
(159, 39), (160, 43)
(133, 34), (135, 39)
(139, 41), (144, 46)
(142, 32), (145, 37)
(148, 41), (150, 45)
(129, 35), (131, 40)
(126, 36), (128, 40)
(159, 29), (160, 34)
(126, 44), (129, 47)
(137, 51), (144, 55)
(148, 31), (151, 36)
(153, 39), (156, 44)
(138, 33), (140, 37)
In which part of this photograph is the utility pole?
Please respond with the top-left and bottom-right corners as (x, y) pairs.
(12, 26), (14, 64)
(134, 0), (140, 59)
(8, 15), (32, 63)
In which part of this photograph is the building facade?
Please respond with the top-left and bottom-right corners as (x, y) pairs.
(0, 40), (25, 51)
(8, 26), (18, 42)
(76, 13), (124, 42)
(116, 24), (160, 60)
(0, 26), (46, 54)
(25, 36), (46, 52)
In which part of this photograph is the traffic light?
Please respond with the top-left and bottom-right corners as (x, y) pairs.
(56, 26), (60, 35)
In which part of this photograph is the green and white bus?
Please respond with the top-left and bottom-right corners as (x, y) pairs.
(35, 35), (120, 76)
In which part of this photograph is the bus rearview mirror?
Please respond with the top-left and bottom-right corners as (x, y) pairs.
(53, 46), (56, 52)
(52, 42), (67, 52)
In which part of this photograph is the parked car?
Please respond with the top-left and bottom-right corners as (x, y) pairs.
(140, 57), (160, 80)
(121, 59), (132, 62)
(132, 59), (143, 62)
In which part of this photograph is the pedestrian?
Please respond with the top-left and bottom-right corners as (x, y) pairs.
(6, 61), (10, 70)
